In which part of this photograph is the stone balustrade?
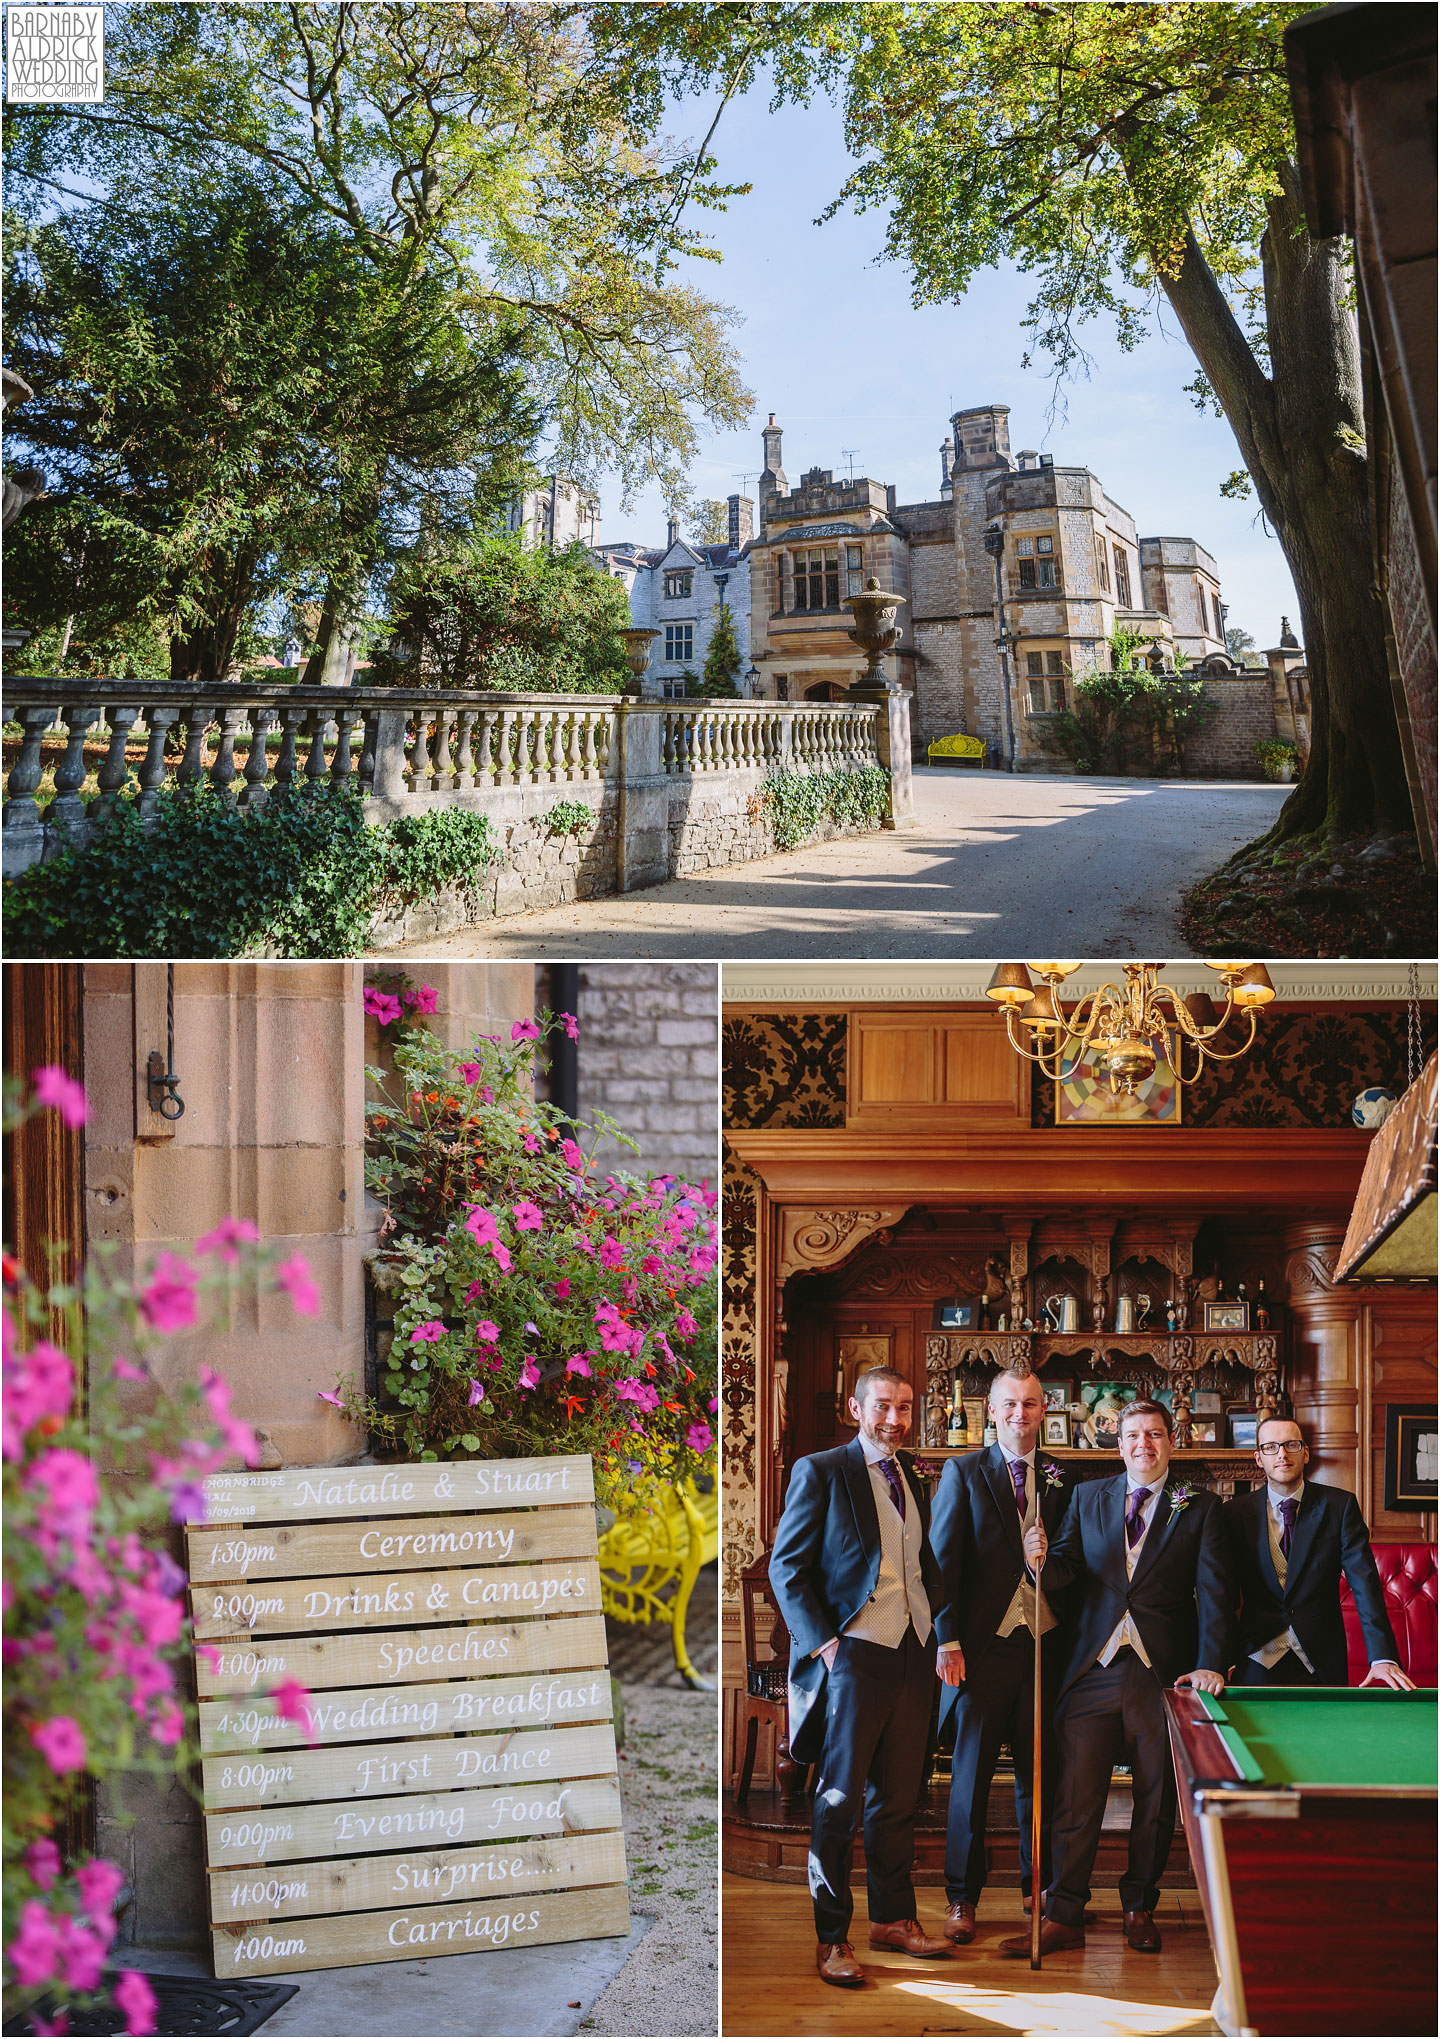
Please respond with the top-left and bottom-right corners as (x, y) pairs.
(2, 680), (909, 934)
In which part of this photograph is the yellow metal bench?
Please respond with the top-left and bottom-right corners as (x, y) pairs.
(598, 1475), (718, 1690)
(927, 731), (986, 765)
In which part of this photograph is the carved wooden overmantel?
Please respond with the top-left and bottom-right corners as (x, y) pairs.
(728, 1125), (1388, 1551)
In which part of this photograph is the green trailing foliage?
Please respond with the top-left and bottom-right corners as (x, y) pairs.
(546, 800), (595, 836)
(762, 766), (889, 850)
(1253, 738), (1299, 782)
(2, 784), (497, 960)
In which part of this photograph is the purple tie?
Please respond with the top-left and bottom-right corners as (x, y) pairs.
(879, 1458), (906, 1522)
(1010, 1458), (1029, 1515)
(1126, 1487), (1148, 1549)
(1279, 1497), (1297, 1558)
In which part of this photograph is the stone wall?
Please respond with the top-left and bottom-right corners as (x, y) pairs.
(560, 964), (718, 1190)
(1179, 677), (1279, 779)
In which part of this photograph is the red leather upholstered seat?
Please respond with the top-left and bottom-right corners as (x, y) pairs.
(1340, 1542), (1438, 1684)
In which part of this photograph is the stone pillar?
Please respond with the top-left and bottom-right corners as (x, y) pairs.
(848, 688), (914, 827)
(370, 707), (412, 799)
(616, 703), (670, 890)
(1283, 1220), (1363, 1497)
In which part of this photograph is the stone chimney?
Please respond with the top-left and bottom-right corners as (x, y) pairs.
(759, 412), (787, 516)
(728, 493), (754, 552)
(949, 403), (1013, 472)
(666, 516), (679, 549)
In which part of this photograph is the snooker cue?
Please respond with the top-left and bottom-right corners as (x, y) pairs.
(1030, 1517), (1044, 1970)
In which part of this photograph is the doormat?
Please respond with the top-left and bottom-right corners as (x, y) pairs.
(2, 1974), (300, 2037)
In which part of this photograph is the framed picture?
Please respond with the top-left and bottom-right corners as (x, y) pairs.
(1190, 1417), (1219, 1446)
(836, 1334), (893, 1426)
(1041, 1378), (1075, 1413)
(1055, 1044), (1180, 1126)
(1042, 1412), (1071, 1448)
(1204, 1301), (1250, 1332)
(1228, 1411), (1260, 1450)
(1384, 1403), (1438, 1511)
(963, 1398), (987, 1441)
(1077, 1380), (1139, 1450)
(1192, 1390), (1223, 1415)
(935, 1299), (978, 1330)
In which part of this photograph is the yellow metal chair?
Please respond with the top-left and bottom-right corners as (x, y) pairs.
(926, 731), (986, 766)
(598, 1476), (718, 1690)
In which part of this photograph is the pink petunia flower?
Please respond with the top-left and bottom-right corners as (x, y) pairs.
(554, 1277), (571, 1300)
(32, 1064), (87, 1128)
(687, 1421), (714, 1454)
(560, 1011), (580, 1043)
(465, 1206), (500, 1247)
(489, 1242), (512, 1274)
(31, 1716), (86, 1774)
(512, 1018), (541, 1042)
(674, 1307), (699, 1339)
(518, 1359), (541, 1390)
(28, 1448), (99, 1517)
(561, 1138), (584, 1172)
(362, 985), (402, 1025)
(512, 1200), (543, 1232)
(467, 1379), (485, 1407)
(409, 1320), (446, 1344)
(566, 1354), (592, 1378)
(7, 1900), (61, 1988)
(276, 1254), (321, 1316)
(598, 1236), (624, 1270)
(459, 1061), (484, 1085)
(75, 1858), (126, 1921)
(137, 1254), (200, 1335)
(55, 1916), (106, 1990)
(614, 1377), (660, 1413)
(317, 1389), (344, 1408)
(523, 1133), (540, 1154)
(114, 1970), (158, 2038)
(403, 983), (439, 1016)
(474, 1319), (501, 1343)
(195, 1216), (259, 1264)
(23, 1839), (62, 1892)
(270, 1678), (319, 1745)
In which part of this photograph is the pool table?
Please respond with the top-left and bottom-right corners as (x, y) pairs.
(1165, 1686), (1436, 2037)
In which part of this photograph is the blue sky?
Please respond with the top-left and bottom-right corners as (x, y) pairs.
(592, 76), (1300, 652)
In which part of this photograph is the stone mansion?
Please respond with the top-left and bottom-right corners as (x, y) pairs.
(594, 404), (1305, 770)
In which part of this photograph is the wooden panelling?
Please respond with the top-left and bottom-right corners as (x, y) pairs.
(847, 1010), (1029, 1127)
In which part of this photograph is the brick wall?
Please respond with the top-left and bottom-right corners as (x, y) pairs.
(539, 964), (718, 1190)
(1180, 677), (1279, 779)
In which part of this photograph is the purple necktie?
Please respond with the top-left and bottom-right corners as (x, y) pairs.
(1279, 1497), (1297, 1558)
(879, 1458), (906, 1522)
(1010, 1458), (1029, 1515)
(1126, 1487), (1148, 1549)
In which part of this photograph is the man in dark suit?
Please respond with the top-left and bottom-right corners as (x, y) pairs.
(999, 1399), (1231, 1959)
(769, 1366), (952, 1987)
(931, 1371), (1080, 1942)
(1224, 1415), (1412, 1688)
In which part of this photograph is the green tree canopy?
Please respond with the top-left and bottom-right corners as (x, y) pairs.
(700, 597), (742, 696)
(611, 0), (1412, 847)
(376, 527), (631, 692)
(3, 180), (535, 684)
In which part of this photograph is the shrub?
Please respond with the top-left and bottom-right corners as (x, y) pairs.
(355, 995), (718, 1510)
(2, 784), (497, 959)
(1029, 630), (1214, 775)
(546, 799), (594, 836)
(1253, 738), (1299, 781)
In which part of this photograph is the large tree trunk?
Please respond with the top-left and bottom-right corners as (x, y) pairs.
(1156, 163), (1412, 843)
(168, 555), (258, 686)
(301, 576), (368, 687)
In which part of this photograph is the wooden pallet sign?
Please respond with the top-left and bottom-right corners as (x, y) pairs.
(184, 1455), (629, 1978)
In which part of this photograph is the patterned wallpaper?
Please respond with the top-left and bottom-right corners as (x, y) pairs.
(721, 1012), (846, 1128)
(721, 1148), (760, 1598)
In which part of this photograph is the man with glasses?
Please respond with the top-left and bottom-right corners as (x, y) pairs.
(1222, 1415), (1413, 1688)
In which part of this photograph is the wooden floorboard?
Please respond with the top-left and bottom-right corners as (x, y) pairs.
(721, 1874), (1221, 2036)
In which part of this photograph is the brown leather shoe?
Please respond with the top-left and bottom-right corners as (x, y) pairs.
(998, 1918), (1086, 1957)
(1124, 1909), (1162, 1952)
(816, 1940), (864, 1986)
(867, 1918), (953, 1957)
(942, 1900), (976, 1944)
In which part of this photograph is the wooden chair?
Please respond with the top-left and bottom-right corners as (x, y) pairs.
(735, 1548), (809, 1803)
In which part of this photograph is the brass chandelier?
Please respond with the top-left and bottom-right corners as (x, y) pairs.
(985, 961), (1276, 1093)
